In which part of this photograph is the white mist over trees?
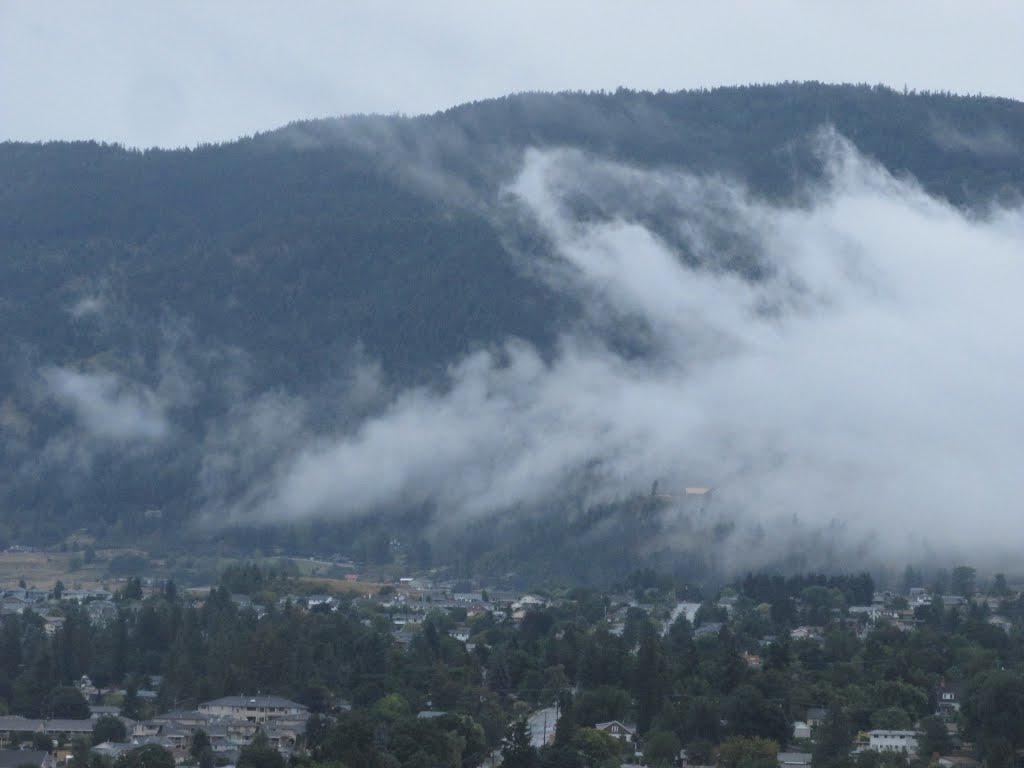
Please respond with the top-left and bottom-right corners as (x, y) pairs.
(2, 85), (1024, 575)
(239, 132), (1024, 568)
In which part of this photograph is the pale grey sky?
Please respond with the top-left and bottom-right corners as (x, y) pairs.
(2, 1), (1023, 148)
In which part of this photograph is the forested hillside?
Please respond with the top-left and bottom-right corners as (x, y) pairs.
(2, 83), (1023, 579)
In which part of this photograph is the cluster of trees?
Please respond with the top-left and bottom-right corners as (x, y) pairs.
(6, 563), (1024, 767)
(0, 587), (388, 718)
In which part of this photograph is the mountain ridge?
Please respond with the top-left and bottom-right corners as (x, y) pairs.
(2, 82), (1023, 581)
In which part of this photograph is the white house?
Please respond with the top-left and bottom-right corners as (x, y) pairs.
(448, 626), (471, 643)
(595, 721), (636, 741)
(937, 689), (961, 714)
(777, 753), (813, 767)
(869, 730), (918, 753)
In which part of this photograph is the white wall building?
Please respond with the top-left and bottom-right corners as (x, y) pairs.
(869, 730), (918, 753)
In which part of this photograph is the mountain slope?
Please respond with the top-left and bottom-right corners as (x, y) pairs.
(1, 82), (1023, 578)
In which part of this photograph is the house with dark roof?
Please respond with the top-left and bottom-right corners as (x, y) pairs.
(92, 742), (133, 760)
(594, 721), (636, 741)
(805, 707), (829, 727)
(198, 696), (307, 723)
(694, 623), (723, 638)
(42, 719), (94, 736)
(0, 715), (43, 734)
(936, 680), (963, 715)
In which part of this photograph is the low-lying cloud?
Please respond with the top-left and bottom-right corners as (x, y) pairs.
(208, 131), (1024, 565)
(43, 367), (169, 442)
(929, 116), (1021, 157)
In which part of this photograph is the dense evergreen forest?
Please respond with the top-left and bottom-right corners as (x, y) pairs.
(2, 83), (1024, 580)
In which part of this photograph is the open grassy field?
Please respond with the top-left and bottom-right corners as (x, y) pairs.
(0, 549), (386, 598)
(296, 576), (382, 596)
(0, 548), (109, 593)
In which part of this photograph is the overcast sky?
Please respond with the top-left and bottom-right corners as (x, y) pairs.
(2, 1), (1023, 149)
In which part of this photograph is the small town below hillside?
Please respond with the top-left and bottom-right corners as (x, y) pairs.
(3, 69), (1024, 768)
(2, 562), (1023, 768)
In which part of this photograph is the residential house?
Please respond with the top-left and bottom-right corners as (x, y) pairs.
(156, 725), (192, 752)
(224, 720), (260, 742)
(936, 681), (962, 715)
(62, 589), (114, 603)
(717, 595), (738, 614)
(594, 721), (636, 741)
(392, 629), (415, 649)
(448, 626), (471, 643)
(895, 613), (922, 632)
(0, 715), (43, 732)
(43, 617), (65, 637)
(869, 730), (918, 753)
(204, 724), (240, 752)
(42, 719), (94, 737)
(132, 721), (164, 738)
(937, 757), (980, 768)
(198, 696), (307, 724)
(805, 708), (829, 727)
(848, 606), (880, 621)
(792, 722), (811, 740)
(988, 615), (1013, 633)
(693, 623), (723, 639)
(85, 601), (118, 626)
(92, 742), (134, 761)
(263, 714), (307, 746)
(674, 602), (702, 623)
(0, 596), (29, 615)
(513, 595), (547, 609)
(331, 698), (352, 713)
(777, 753), (812, 766)
(304, 595), (337, 610)
(150, 710), (212, 729)
(484, 591), (519, 609)
(790, 627), (819, 641)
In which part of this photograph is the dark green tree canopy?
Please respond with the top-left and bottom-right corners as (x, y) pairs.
(117, 745), (175, 768)
(93, 714), (129, 745)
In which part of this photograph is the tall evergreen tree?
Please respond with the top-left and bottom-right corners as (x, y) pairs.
(502, 719), (539, 768)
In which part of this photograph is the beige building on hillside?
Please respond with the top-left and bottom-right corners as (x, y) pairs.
(198, 696), (307, 723)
